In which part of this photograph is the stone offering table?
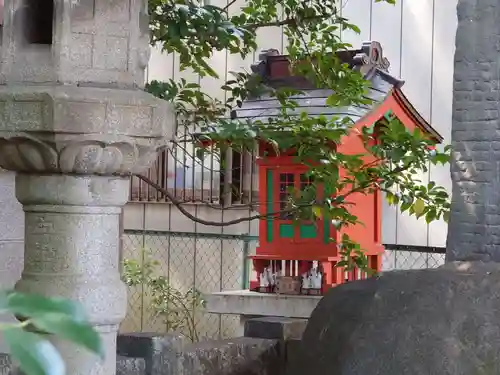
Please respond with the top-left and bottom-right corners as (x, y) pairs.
(206, 290), (319, 335)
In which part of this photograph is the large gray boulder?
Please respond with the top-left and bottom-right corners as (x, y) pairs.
(290, 262), (500, 375)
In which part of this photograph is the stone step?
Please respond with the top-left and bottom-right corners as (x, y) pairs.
(178, 337), (283, 375)
(116, 355), (146, 375)
(0, 353), (146, 375)
(117, 332), (187, 375)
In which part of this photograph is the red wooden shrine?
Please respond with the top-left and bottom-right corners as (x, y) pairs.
(244, 43), (443, 295)
(198, 42), (443, 295)
(248, 91), (442, 295)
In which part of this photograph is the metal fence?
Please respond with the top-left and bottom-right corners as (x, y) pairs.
(382, 244), (446, 271)
(120, 230), (255, 340)
(120, 229), (446, 340)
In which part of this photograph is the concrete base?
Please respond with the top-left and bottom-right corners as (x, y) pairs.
(206, 290), (321, 336)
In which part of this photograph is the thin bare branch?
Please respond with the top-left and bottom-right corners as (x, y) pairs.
(133, 173), (301, 226)
(223, 0), (237, 11)
(246, 14), (331, 30)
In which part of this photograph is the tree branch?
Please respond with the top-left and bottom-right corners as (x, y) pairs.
(133, 173), (302, 226)
(129, 153), (418, 228)
(246, 14), (331, 30)
(223, 0), (237, 11)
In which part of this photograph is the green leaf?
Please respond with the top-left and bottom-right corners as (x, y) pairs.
(4, 328), (65, 375)
(195, 148), (206, 161)
(312, 206), (323, 218)
(385, 191), (399, 206)
(336, 260), (349, 267)
(432, 153), (450, 165)
(413, 199), (425, 218)
(0, 292), (86, 322)
(325, 94), (340, 107)
(443, 211), (450, 223)
(31, 313), (104, 359)
(400, 200), (411, 213)
(425, 208), (437, 224)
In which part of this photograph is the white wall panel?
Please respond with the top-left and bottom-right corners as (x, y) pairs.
(428, 0), (457, 247)
(254, 23), (283, 53)
(147, 45), (175, 82)
(371, 0), (403, 244)
(252, 2), (284, 54)
(341, 0), (372, 47)
(400, 1), (434, 120)
(226, 0), (256, 94)
(200, 0), (228, 101)
(200, 49), (228, 102)
(173, 52), (200, 85)
(371, 0), (403, 77)
(396, 0), (434, 246)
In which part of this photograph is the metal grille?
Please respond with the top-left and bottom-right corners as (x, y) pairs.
(120, 230), (446, 340)
(129, 126), (259, 205)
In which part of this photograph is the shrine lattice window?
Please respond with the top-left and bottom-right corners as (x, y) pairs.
(279, 173), (295, 219)
(299, 173), (313, 191)
(277, 172), (314, 220)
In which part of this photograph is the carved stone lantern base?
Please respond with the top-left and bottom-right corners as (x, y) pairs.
(0, 85), (173, 175)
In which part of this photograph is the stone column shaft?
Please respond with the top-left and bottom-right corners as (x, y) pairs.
(15, 174), (129, 374)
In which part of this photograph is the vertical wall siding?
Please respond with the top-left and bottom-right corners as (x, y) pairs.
(342, 0), (373, 46)
(428, 0), (456, 247)
(395, 0), (435, 247)
(145, 0), (458, 247)
(370, 0), (403, 245)
(200, 0), (228, 102)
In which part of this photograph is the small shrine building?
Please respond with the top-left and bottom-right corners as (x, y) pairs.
(205, 41), (443, 323)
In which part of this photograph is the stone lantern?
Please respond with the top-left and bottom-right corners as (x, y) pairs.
(0, 1), (174, 374)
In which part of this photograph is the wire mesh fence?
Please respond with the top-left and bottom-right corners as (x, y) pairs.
(120, 230), (254, 340)
(120, 229), (446, 340)
(382, 244), (446, 271)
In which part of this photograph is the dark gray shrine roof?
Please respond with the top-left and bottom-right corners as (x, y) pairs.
(231, 41), (442, 142)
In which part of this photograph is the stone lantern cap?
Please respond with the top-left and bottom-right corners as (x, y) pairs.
(0, 0), (175, 176)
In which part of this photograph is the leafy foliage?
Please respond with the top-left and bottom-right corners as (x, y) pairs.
(122, 251), (206, 342)
(144, 0), (451, 271)
(0, 291), (102, 375)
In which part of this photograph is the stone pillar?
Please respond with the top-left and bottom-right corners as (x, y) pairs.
(447, 0), (500, 262)
(0, 0), (174, 373)
(15, 175), (129, 374)
(0, 171), (24, 354)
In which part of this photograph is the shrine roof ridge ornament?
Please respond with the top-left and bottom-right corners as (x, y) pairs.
(233, 40), (443, 143)
(250, 41), (404, 90)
